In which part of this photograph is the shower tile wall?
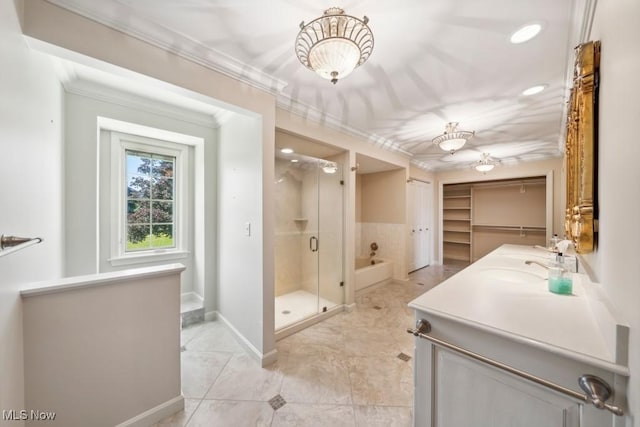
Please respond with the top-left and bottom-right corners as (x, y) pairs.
(275, 159), (303, 297)
(358, 222), (406, 279)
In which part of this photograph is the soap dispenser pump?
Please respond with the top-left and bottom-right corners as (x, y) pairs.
(548, 253), (573, 295)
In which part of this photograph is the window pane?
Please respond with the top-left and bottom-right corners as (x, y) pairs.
(127, 201), (150, 224)
(127, 152), (150, 176)
(152, 201), (173, 222)
(152, 158), (174, 177)
(152, 177), (173, 200)
(127, 175), (151, 199)
(127, 225), (151, 250)
(152, 224), (174, 248)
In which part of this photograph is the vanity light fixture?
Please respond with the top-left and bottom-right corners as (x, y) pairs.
(474, 153), (498, 173)
(295, 7), (374, 84)
(432, 122), (475, 154)
(280, 148), (294, 154)
(510, 23), (542, 44)
(522, 85), (546, 96)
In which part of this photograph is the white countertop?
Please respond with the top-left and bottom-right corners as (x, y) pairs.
(409, 245), (628, 374)
(21, 263), (186, 297)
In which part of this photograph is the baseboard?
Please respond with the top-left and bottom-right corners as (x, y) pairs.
(344, 302), (356, 312)
(114, 395), (184, 427)
(215, 311), (278, 367)
(355, 278), (393, 294)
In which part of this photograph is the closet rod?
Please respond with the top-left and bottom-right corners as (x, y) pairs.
(473, 225), (545, 232)
(470, 179), (546, 189)
(407, 177), (431, 184)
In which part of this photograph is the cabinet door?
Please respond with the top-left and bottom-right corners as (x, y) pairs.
(433, 350), (580, 427)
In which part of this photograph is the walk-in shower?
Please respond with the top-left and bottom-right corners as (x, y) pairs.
(274, 152), (344, 332)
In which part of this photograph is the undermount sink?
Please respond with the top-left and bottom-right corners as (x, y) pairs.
(477, 268), (546, 284)
(500, 252), (549, 262)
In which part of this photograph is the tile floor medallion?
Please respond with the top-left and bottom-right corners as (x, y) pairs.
(153, 264), (463, 426)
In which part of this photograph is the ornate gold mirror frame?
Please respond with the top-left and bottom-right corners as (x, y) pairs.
(565, 41), (600, 253)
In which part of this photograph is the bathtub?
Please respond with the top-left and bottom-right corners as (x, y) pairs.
(355, 257), (394, 291)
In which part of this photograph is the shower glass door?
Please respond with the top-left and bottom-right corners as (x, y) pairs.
(317, 160), (344, 314)
(274, 154), (344, 331)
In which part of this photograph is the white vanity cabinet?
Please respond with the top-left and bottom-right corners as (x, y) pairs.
(409, 245), (629, 427)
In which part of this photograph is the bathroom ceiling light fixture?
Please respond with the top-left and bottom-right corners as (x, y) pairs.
(522, 85), (546, 96)
(510, 23), (542, 44)
(295, 7), (374, 84)
(432, 122), (475, 154)
(474, 153), (498, 173)
(322, 162), (338, 174)
(280, 148), (294, 154)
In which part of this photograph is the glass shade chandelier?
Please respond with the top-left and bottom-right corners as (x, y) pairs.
(432, 122), (475, 154)
(295, 7), (374, 84)
(474, 153), (498, 173)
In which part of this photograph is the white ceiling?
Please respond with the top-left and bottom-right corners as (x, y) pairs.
(47, 0), (581, 171)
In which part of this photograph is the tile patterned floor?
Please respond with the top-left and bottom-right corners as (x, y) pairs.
(154, 264), (463, 427)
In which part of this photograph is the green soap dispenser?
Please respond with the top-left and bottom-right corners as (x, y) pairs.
(548, 253), (573, 295)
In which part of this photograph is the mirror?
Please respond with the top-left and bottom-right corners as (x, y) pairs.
(565, 41), (600, 253)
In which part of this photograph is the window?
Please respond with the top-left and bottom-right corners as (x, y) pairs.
(110, 131), (190, 265)
(125, 150), (175, 251)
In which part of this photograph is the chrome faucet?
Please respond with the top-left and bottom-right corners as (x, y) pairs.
(524, 260), (550, 270)
(525, 260), (566, 272)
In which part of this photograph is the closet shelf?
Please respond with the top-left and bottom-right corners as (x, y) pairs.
(444, 240), (471, 245)
(443, 195), (471, 199)
(443, 207), (471, 210)
(443, 218), (471, 222)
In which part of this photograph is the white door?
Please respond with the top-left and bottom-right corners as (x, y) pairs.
(408, 181), (432, 272)
(407, 182), (416, 272)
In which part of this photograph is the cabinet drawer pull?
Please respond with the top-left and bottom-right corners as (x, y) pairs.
(407, 319), (623, 416)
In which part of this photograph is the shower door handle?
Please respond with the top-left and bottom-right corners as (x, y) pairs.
(310, 236), (318, 252)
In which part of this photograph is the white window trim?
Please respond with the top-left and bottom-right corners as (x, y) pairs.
(109, 131), (190, 266)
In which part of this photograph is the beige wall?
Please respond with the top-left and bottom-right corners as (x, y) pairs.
(355, 175), (362, 222)
(409, 165), (436, 183)
(360, 169), (407, 224)
(22, 266), (183, 427)
(587, 0), (640, 421)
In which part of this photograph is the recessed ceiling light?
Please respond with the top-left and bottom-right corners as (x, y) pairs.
(510, 24), (542, 44)
(522, 85), (546, 96)
(280, 148), (294, 154)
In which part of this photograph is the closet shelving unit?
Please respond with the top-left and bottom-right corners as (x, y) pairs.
(443, 177), (548, 265)
(442, 184), (472, 264)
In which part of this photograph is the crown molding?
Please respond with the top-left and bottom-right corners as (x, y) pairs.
(276, 94), (413, 158)
(60, 74), (224, 129)
(45, 0), (288, 96)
